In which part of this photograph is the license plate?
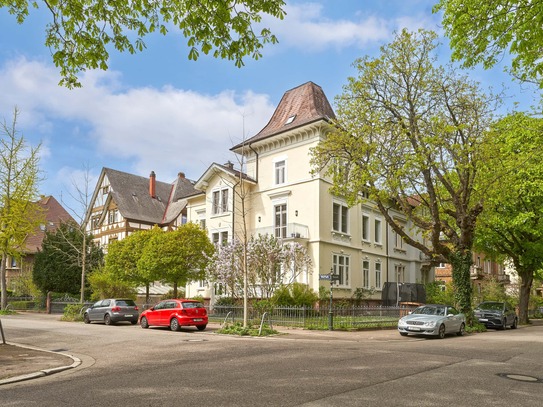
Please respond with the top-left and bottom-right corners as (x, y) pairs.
(125, 315), (133, 318)
(408, 327), (421, 331)
(193, 318), (203, 322)
(479, 318), (488, 322)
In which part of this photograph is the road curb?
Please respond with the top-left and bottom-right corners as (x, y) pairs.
(0, 342), (81, 385)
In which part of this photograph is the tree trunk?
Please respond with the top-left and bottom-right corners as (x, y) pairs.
(518, 270), (533, 325)
(173, 282), (178, 298)
(1, 253), (7, 310)
(450, 250), (473, 322)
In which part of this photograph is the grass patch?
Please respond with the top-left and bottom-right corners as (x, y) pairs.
(0, 309), (16, 315)
(217, 322), (278, 336)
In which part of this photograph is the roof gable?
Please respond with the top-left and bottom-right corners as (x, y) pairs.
(231, 81), (335, 150)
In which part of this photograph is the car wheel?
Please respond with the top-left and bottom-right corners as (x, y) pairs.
(457, 322), (465, 336)
(501, 318), (507, 330)
(196, 324), (207, 331)
(104, 314), (113, 325)
(140, 317), (149, 329)
(170, 318), (180, 332)
(399, 332), (408, 336)
(131, 320), (137, 325)
(438, 324), (446, 339)
(511, 317), (518, 329)
(84, 313), (90, 324)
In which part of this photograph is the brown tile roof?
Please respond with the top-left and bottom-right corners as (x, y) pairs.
(103, 168), (197, 225)
(231, 81), (335, 150)
(24, 196), (76, 253)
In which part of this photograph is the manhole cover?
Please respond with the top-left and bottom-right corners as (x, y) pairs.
(184, 339), (207, 342)
(51, 348), (69, 352)
(498, 373), (542, 383)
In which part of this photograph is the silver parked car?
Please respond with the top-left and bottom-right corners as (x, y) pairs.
(84, 299), (139, 325)
(398, 304), (465, 339)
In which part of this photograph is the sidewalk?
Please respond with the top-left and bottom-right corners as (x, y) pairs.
(0, 343), (80, 385)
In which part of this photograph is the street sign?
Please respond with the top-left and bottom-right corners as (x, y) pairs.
(319, 274), (331, 280)
(330, 274), (341, 281)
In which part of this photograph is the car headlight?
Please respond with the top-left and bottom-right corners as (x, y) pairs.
(398, 318), (407, 326)
(423, 320), (436, 327)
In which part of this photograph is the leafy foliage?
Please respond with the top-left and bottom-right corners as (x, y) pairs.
(0, 0), (286, 87)
(87, 267), (137, 301)
(435, 0), (543, 86)
(217, 322), (278, 336)
(272, 282), (319, 307)
(475, 112), (543, 323)
(310, 29), (498, 314)
(33, 222), (103, 296)
(61, 303), (86, 322)
(0, 108), (42, 309)
(206, 234), (313, 299)
(139, 223), (214, 297)
(425, 281), (455, 305)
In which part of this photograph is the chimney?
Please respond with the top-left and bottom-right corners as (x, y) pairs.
(225, 161), (234, 170)
(178, 172), (185, 179)
(149, 171), (156, 198)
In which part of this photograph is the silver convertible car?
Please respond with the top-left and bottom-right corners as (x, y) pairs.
(398, 304), (466, 339)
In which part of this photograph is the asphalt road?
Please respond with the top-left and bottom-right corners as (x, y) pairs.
(1, 313), (542, 406)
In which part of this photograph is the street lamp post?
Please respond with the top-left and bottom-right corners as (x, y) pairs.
(328, 267), (334, 331)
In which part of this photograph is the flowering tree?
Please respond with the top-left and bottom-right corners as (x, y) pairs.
(206, 234), (312, 299)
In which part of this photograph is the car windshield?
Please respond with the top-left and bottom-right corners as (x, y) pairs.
(478, 302), (503, 311)
(116, 300), (136, 307)
(182, 302), (204, 309)
(412, 306), (446, 316)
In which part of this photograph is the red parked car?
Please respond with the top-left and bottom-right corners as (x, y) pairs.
(139, 299), (208, 331)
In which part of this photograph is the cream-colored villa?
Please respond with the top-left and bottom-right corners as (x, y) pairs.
(183, 82), (432, 303)
(85, 82), (433, 304)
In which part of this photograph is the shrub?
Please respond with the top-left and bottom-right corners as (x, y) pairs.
(271, 282), (319, 307)
(217, 322), (278, 336)
(61, 304), (87, 322)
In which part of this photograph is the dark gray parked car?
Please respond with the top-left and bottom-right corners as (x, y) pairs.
(474, 301), (518, 330)
(84, 299), (139, 325)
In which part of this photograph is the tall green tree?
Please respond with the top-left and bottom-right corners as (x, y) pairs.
(33, 222), (103, 296)
(139, 223), (214, 298)
(435, 0), (543, 85)
(310, 29), (498, 318)
(475, 112), (543, 323)
(103, 227), (158, 302)
(0, 109), (42, 309)
(1, 0), (286, 87)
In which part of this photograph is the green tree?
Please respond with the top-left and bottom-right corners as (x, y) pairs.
(0, 109), (42, 309)
(140, 223), (214, 298)
(103, 227), (158, 302)
(435, 0), (543, 85)
(310, 29), (498, 319)
(475, 112), (543, 323)
(1, 0), (285, 88)
(87, 266), (136, 300)
(33, 222), (103, 295)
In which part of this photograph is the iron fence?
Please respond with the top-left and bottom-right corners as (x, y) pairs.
(206, 304), (414, 330)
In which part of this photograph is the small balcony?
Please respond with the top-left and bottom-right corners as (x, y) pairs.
(253, 223), (309, 241)
(497, 273), (511, 284)
(470, 265), (484, 280)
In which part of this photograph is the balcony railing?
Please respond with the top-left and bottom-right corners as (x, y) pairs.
(253, 223), (309, 240)
(470, 266), (484, 279)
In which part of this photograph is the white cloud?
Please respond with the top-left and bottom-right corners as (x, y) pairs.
(0, 57), (275, 185)
(264, 2), (441, 52)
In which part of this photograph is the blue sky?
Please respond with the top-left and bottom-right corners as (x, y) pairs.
(0, 0), (540, 219)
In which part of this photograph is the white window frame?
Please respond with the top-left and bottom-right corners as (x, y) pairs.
(274, 159), (286, 185)
(211, 187), (229, 215)
(362, 213), (370, 241)
(363, 260), (370, 289)
(375, 262), (382, 289)
(374, 218), (382, 244)
(332, 254), (350, 288)
(395, 229), (404, 249)
(333, 202), (349, 234)
(274, 203), (288, 238)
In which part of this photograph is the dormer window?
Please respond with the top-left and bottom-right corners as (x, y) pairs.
(285, 114), (296, 125)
